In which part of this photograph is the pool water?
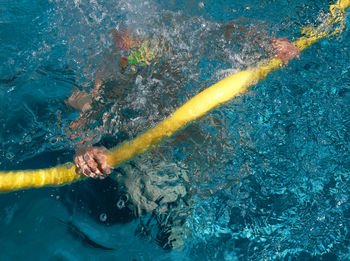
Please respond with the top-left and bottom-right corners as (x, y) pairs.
(1, 0), (349, 260)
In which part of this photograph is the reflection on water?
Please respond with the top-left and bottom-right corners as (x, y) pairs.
(0, 0), (349, 259)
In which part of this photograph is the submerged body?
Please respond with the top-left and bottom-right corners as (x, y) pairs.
(66, 18), (300, 248)
(72, 27), (300, 178)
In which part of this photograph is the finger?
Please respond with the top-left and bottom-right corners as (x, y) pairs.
(92, 148), (111, 175)
(97, 155), (111, 175)
(85, 151), (104, 177)
(77, 155), (88, 175)
(78, 155), (100, 178)
(95, 151), (111, 174)
(100, 158), (112, 175)
(98, 174), (107, 180)
(74, 156), (82, 174)
(77, 155), (93, 177)
(86, 172), (97, 179)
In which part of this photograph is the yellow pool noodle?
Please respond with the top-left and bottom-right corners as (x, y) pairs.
(0, 0), (349, 192)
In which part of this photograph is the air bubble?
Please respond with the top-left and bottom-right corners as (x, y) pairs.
(64, 162), (74, 169)
(24, 136), (32, 143)
(49, 137), (58, 145)
(6, 152), (14, 160)
(117, 199), (125, 209)
(117, 195), (128, 209)
(99, 213), (107, 222)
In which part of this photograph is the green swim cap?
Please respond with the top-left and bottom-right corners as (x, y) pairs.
(127, 38), (163, 66)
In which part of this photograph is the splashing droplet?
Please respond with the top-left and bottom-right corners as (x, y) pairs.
(49, 137), (58, 145)
(24, 136), (32, 143)
(117, 199), (125, 209)
(99, 213), (107, 222)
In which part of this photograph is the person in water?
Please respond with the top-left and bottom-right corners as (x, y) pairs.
(72, 33), (300, 179)
(66, 20), (300, 248)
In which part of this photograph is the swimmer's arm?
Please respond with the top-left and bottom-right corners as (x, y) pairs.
(223, 20), (300, 64)
(65, 89), (93, 112)
(65, 66), (110, 113)
(65, 28), (122, 113)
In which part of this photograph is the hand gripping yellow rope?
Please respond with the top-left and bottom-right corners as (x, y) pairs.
(1, 0), (349, 192)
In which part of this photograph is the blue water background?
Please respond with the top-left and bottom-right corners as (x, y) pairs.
(0, 0), (349, 260)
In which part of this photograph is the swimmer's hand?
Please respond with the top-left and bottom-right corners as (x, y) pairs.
(74, 146), (111, 179)
(272, 37), (300, 64)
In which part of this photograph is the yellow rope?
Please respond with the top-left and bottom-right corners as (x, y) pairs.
(0, 164), (81, 192)
(0, 0), (349, 192)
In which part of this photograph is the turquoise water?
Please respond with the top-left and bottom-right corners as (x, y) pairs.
(1, 0), (349, 260)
